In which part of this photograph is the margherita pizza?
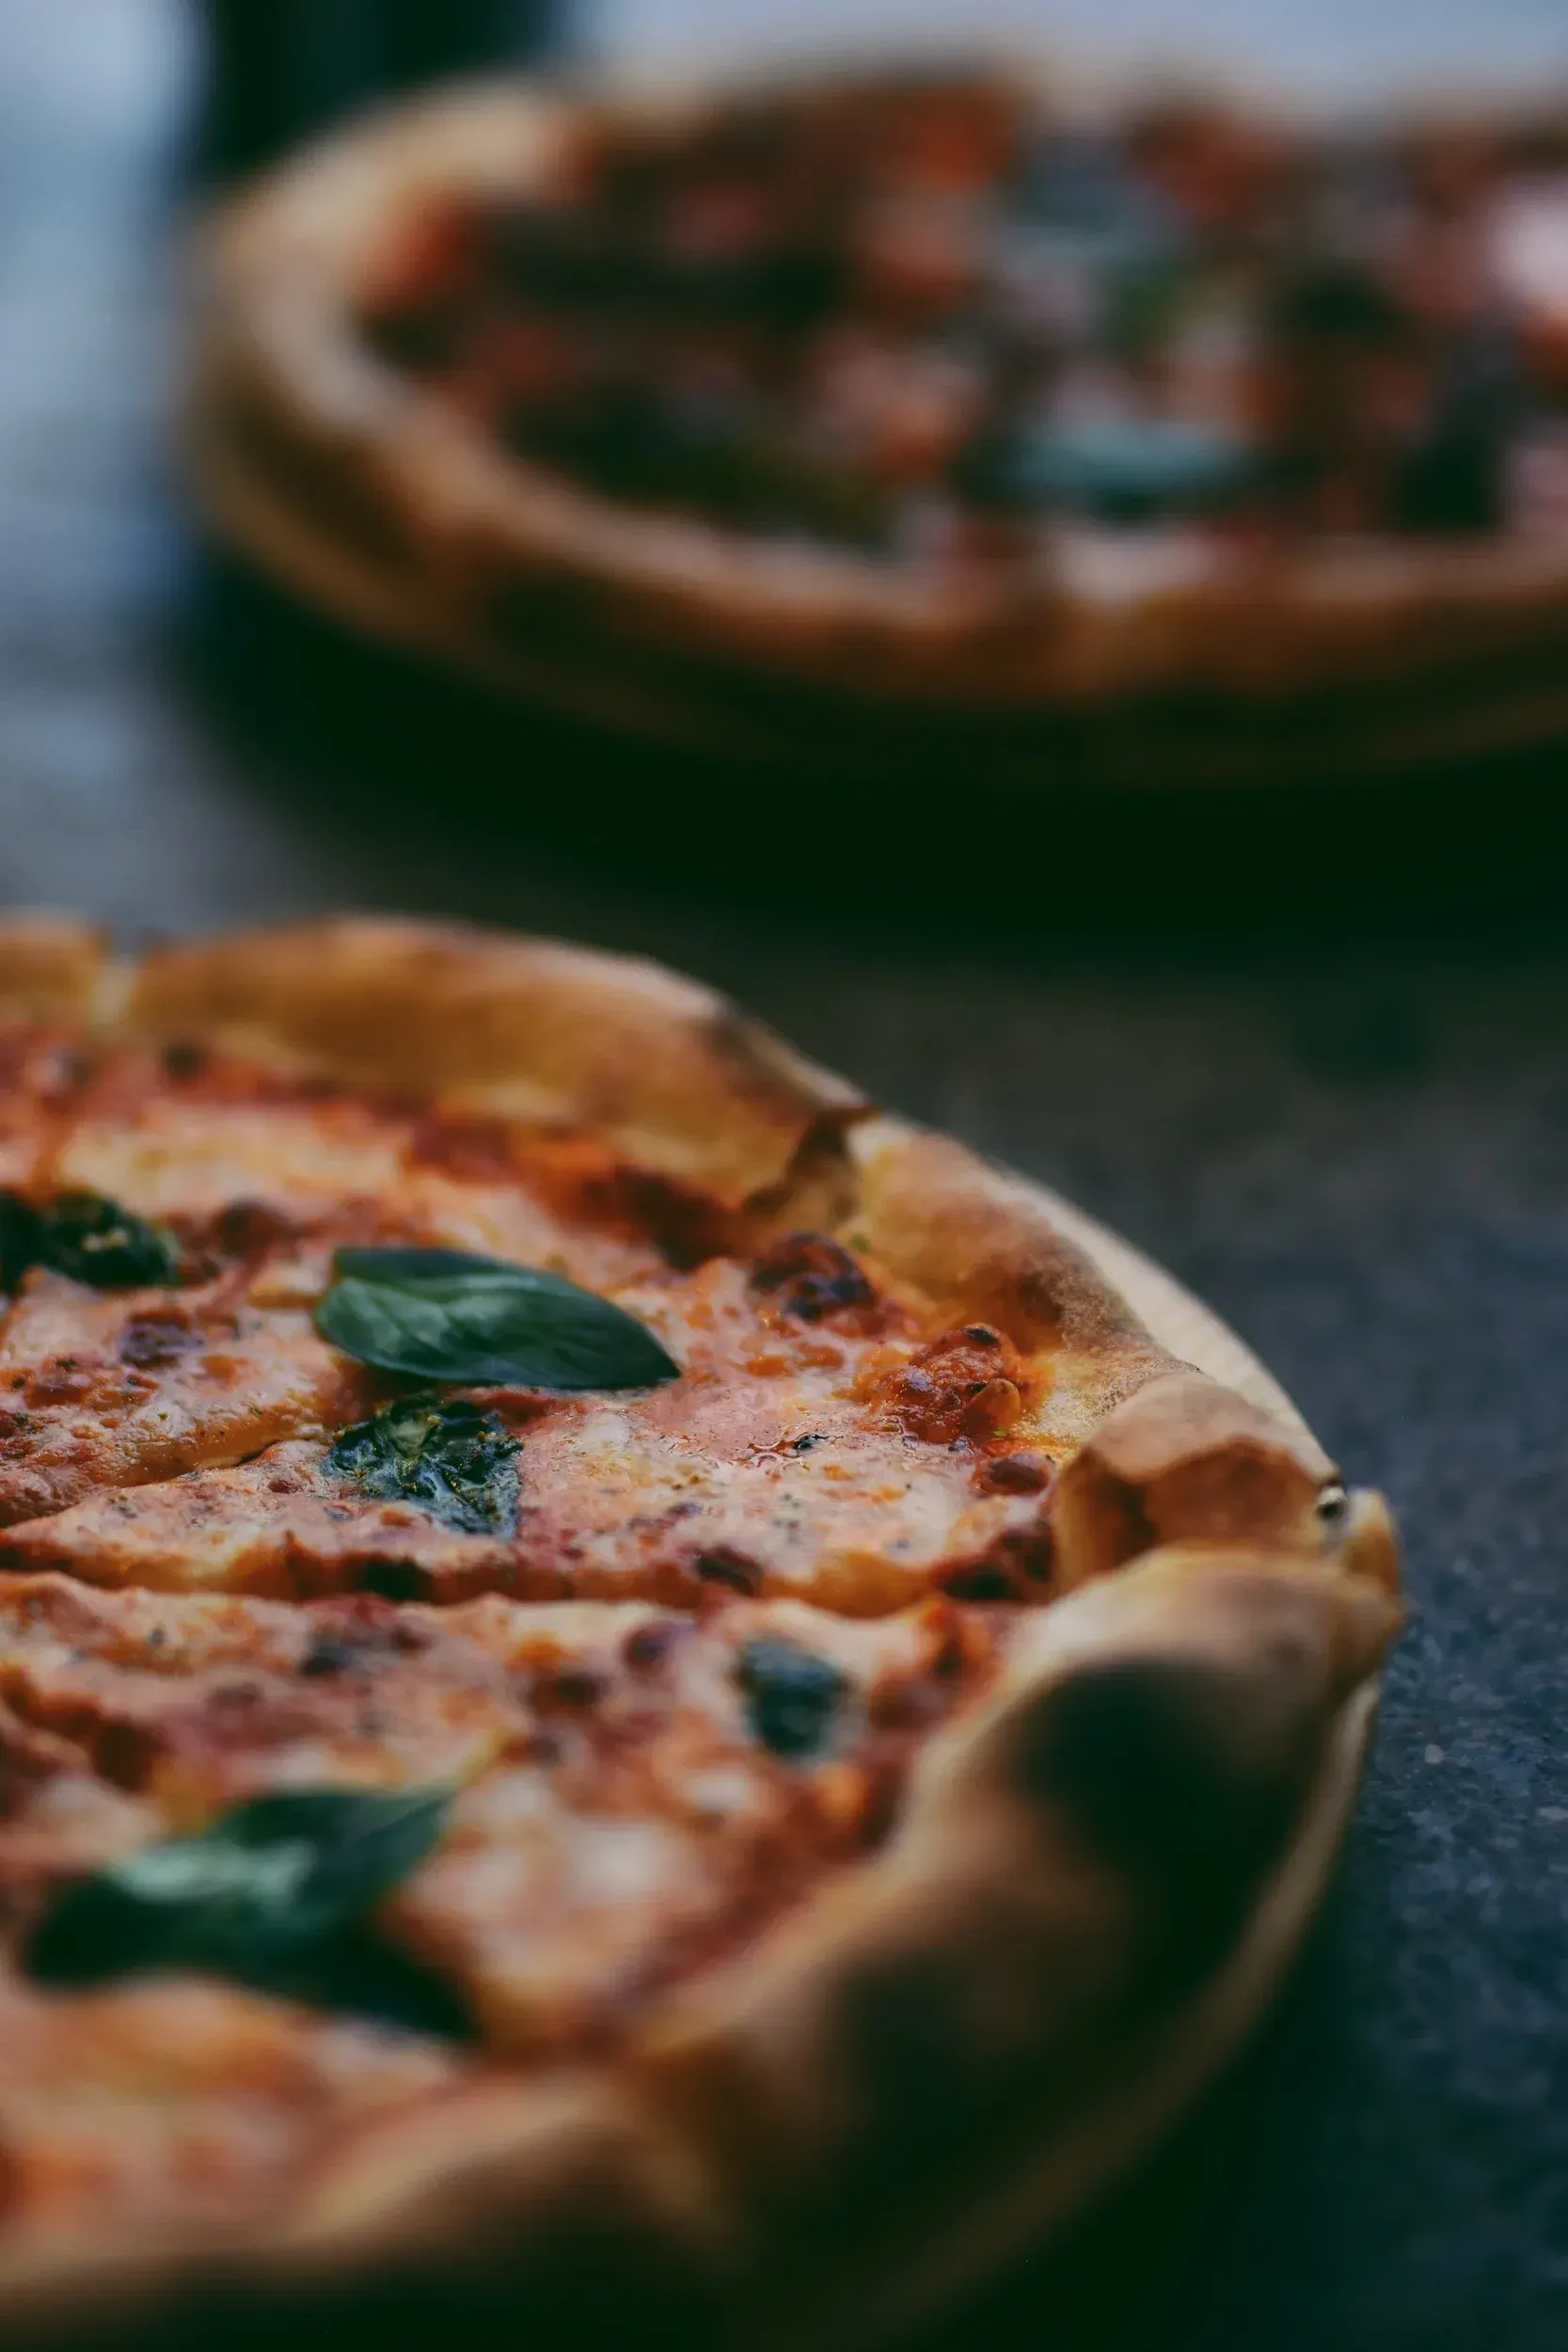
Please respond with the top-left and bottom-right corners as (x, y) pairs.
(194, 71), (1568, 782)
(0, 912), (1396, 2344)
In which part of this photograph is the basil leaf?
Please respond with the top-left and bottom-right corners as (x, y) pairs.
(327, 1394), (519, 1536)
(315, 1246), (680, 1391)
(26, 1784), (451, 1994)
(1033, 414), (1253, 511)
(0, 1190), (180, 1291)
(958, 412), (1255, 522)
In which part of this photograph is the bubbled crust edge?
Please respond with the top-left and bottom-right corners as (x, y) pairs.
(0, 915), (112, 1024)
(189, 80), (1568, 776)
(0, 915), (1401, 2344)
(119, 914), (865, 1208)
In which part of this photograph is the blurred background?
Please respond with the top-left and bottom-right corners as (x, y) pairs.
(3, 2), (1568, 2348)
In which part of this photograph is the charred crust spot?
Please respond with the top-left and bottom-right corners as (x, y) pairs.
(961, 1325), (1004, 1348)
(578, 1166), (728, 1269)
(975, 1450), (1053, 1497)
(940, 1564), (1013, 1601)
(117, 1313), (195, 1372)
(299, 1633), (359, 1677)
(942, 1517), (1053, 1598)
(533, 1664), (607, 1710)
(92, 1721), (161, 1791)
(1009, 1658), (1309, 1960)
(624, 1618), (684, 1673)
(211, 1200), (297, 1260)
(752, 1232), (876, 1323)
(161, 1041), (207, 1082)
(1316, 1483), (1349, 1527)
(693, 1545), (765, 1596)
(358, 1559), (428, 1603)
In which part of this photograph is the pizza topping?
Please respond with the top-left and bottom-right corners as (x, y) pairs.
(751, 1231), (878, 1323)
(358, 83), (1568, 558)
(735, 1635), (848, 1758)
(0, 1190), (181, 1293)
(25, 1782), (457, 2029)
(315, 1244), (681, 1391)
(117, 1311), (198, 1370)
(958, 407), (1256, 523)
(975, 1450), (1053, 1496)
(0, 1275), (370, 1529)
(866, 1324), (1029, 1446)
(0, 974), (1223, 2204)
(325, 1396), (520, 1539)
(0, 1574), (1008, 2058)
(693, 1546), (766, 1597)
(0, 1977), (468, 2242)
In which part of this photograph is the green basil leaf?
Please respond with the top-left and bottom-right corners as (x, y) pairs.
(25, 1783), (451, 1994)
(326, 1394), (519, 1536)
(1024, 414), (1255, 516)
(0, 1190), (181, 1290)
(314, 1246), (680, 1391)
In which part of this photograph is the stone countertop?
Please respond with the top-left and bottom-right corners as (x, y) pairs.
(0, 6), (1565, 2348)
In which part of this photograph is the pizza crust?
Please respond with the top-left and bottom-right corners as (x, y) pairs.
(0, 914), (1401, 2342)
(122, 917), (863, 1209)
(0, 915), (111, 1025)
(189, 84), (1568, 783)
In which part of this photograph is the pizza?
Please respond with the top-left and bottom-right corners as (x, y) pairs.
(194, 71), (1568, 783)
(0, 911), (1397, 2342)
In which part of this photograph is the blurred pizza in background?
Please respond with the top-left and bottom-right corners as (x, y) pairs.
(195, 68), (1568, 784)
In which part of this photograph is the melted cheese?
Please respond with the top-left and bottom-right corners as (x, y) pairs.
(0, 1275), (369, 1525)
(0, 1576), (999, 2059)
(0, 1263), (1053, 1612)
(0, 1023), (1036, 2248)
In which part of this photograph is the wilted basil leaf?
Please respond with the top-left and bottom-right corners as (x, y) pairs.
(0, 1190), (180, 1290)
(736, 1636), (847, 1759)
(26, 1784), (452, 2012)
(327, 1394), (519, 1536)
(315, 1246), (680, 1391)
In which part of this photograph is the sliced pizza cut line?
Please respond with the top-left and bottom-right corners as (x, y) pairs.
(0, 1572), (1007, 2063)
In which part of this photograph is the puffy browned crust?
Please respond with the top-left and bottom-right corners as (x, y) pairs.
(847, 1118), (1177, 1438)
(0, 914), (110, 1025)
(633, 1544), (1398, 2347)
(190, 83), (1568, 784)
(0, 913), (1402, 2344)
(122, 915), (863, 1208)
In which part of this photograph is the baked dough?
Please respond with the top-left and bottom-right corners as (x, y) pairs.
(0, 914), (1399, 2344)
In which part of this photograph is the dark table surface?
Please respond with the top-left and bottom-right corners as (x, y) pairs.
(2, 5), (1567, 2349)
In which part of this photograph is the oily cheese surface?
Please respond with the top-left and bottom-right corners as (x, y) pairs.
(0, 1013), (1065, 2256)
(0, 1048), (1072, 1611)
